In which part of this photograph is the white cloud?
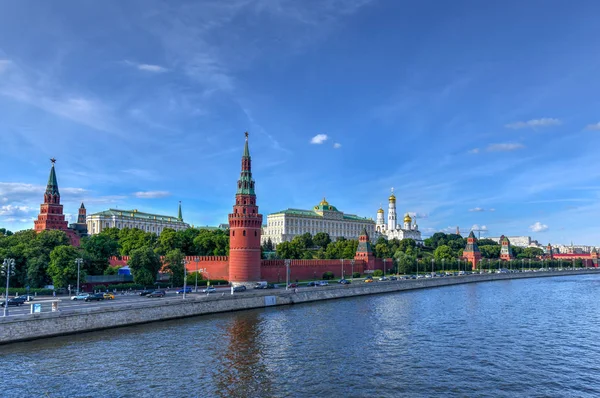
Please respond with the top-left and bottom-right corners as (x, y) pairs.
(585, 122), (600, 131)
(486, 143), (525, 152)
(489, 208), (495, 212)
(469, 207), (485, 212)
(123, 60), (168, 73)
(333, 142), (341, 149)
(310, 134), (328, 144)
(0, 205), (32, 216)
(505, 118), (561, 129)
(134, 191), (171, 199)
(530, 221), (549, 232)
(468, 148), (480, 154)
(471, 224), (488, 232)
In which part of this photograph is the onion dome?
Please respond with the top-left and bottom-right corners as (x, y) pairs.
(320, 197), (329, 206)
(404, 213), (412, 223)
(377, 207), (384, 214)
(389, 191), (396, 203)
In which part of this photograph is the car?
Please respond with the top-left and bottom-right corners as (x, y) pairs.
(71, 293), (90, 301)
(16, 294), (34, 301)
(389, 276), (398, 281)
(139, 289), (154, 296)
(307, 281), (318, 287)
(202, 287), (217, 294)
(458, 271), (465, 276)
(147, 290), (166, 298)
(233, 285), (247, 292)
(84, 293), (105, 302)
(425, 274), (432, 278)
(0, 297), (27, 307)
(338, 279), (351, 284)
(364, 277), (374, 283)
(103, 292), (115, 300)
(176, 287), (192, 294)
(378, 276), (390, 281)
(317, 281), (329, 286)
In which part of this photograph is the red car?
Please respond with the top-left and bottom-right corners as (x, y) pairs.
(287, 283), (298, 288)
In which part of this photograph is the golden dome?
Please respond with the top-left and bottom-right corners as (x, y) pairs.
(388, 193), (396, 202)
(377, 207), (384, 214)
(404, 213), (412, 223)
(319, 197), (329, 206)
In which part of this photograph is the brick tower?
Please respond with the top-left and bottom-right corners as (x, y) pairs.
(500, 235), (514, 261)
(355, 227), (376, 271)
(34, 158), (69, 232)
(228, 132), (263, 286)
(463, 231), (482, 270)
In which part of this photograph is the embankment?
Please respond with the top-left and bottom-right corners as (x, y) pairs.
(1, 269), (597, 345)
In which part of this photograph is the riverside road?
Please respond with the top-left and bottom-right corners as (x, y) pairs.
(3, 269), (598, 319)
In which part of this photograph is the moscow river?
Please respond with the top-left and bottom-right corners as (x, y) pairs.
(3, 274), (600, 397)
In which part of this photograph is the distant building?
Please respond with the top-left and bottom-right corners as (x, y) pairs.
(500, 235), (514, 261)
(462, 231), (482, 269)
(488, 236), (535, 248)
(33, 159), (86, 246)
(87, 201), (189, 235)
(261, 198), (375, 245)
(375, 188), (422, 243)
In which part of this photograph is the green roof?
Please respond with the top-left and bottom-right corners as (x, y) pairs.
(89, 209), (187, 223)
(46, 162), (60, 196)
(269, 208), (373, 222)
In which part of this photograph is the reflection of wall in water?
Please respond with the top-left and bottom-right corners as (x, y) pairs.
(214, 313), (273, 397)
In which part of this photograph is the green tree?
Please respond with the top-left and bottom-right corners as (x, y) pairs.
(47, 245), (81, 289)
(104, 266), (120, 275)
(477, 238), (498, 246)
(375, 242), (391, 259)
(81, 234), (119, 275)
(480, 245), (501, 259)
(394, 251), (416, 274)
(164, 249), (185, 286)
(128, 246), (162, 287)
(313, 232), (331, 249)
(276, 241), (302, 259)
(0, 228), (13, 236)
(434, 245), (454, 262)
(156, 228), (183, 255)
(373, 269), (383, 277)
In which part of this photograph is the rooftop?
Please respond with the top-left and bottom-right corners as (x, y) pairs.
(88, 208), (187, 223)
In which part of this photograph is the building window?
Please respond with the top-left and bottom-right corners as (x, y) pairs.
(254, 230), (257, 237)
(243, 230), (246, 236)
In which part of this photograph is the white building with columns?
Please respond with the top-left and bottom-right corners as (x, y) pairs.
(261, 198), (376, 245)
(375, 189), (422, 243)
(87, 203), (189, 235)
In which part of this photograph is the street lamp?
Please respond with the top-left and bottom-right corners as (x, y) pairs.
(2, 258), (15, 317)
(285, 259), (291, 290)
(442, 258), (445, 274)
(383, 259), (386, 277)
(341, 259), (344, 281)
(182, 259), (188, 299)
(75, 258), (83, 295)
(431, 258), (434, 276)
(351, 260), (355, 281)
(194, 256), (199, 293)
(416, 258), (419, 278)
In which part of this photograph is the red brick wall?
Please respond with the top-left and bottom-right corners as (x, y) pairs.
(108, 256), (230, 280)
(260, 259), (366, 282)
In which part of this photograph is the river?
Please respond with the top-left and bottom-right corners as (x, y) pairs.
(2, 274), (600, 397)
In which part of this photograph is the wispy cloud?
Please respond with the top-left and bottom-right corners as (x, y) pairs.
(134, 191), (171, 199)
(310, 134), (328, 144)
(471, 224), (488, 232)
(0, 59), (11, 74)
(486, 143), (525, 152)
(530, 221), (549, 232)
(468, 148), (480, 154)
(505, 118), (561, 129)
(333, 142), (341, 149)
(0, 204), (32, 216)
(123, 60), (168, 73)
(585, 122), (600, 131)
(469, 207), (485, 212)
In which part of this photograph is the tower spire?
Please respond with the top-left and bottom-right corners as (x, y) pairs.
(46, 158), (60, 196)
(178, 201), (183, 221)
(237, 132), (255, 195)
(243, 131), (250, 158)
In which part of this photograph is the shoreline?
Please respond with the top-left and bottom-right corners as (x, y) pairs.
(1, 269), (597, 345)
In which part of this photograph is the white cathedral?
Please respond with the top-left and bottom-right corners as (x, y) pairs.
(375, 188), (423, 243)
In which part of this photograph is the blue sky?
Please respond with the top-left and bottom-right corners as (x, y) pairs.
(1, 0), (599, 245)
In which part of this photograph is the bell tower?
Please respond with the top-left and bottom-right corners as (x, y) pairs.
(228, 132), (263, 286)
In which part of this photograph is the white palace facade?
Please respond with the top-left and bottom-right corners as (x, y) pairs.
(375, 189), (423, 243)
(87, 202), (189, 235)
(261, 198), (376, 245)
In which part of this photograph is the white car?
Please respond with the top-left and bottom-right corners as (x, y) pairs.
(318, 281), (329, 286)
(71, 293), (90, 300)
(202, 287), (216, 293)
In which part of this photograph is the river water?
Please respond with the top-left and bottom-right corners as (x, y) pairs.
(2, 274), (600, 397)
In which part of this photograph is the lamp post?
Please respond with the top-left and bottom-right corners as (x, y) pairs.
(431, 258), (434, 276)
(2, 258), (15, 317)
(529, 258), (531, 272)
(285, 259), (291, 290)
(351, 260), (355, 282)
(416, 258), (419, 278)
(194, 256), (199, 293)
(383, 259), (386, 277)
(75, 258), (83, 295)
(442, 258), (445, 274)
(341, 259), (344, 281)
(182, 259), (188, 299)
(521, 259), (524, 272)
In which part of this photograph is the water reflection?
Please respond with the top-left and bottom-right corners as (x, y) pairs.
(215, 313), (273, 397)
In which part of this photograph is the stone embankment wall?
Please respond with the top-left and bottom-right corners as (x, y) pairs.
(1, 270), (597, 345)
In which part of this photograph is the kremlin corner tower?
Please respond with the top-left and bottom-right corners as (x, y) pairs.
(228, 133), (263, 286)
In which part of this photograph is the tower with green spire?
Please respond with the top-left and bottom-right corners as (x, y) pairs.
(178, 201), (183, 221)
(34, 158), (68, 233)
